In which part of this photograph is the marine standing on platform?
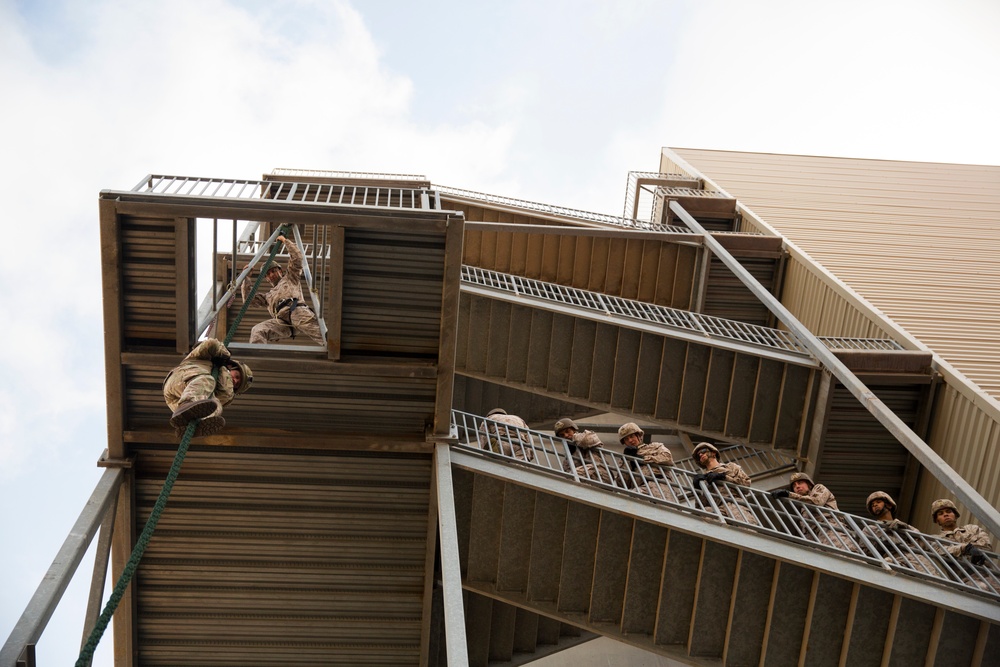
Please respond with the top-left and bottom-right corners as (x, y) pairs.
(162, 337), (253, 436)
(691, 441), (759, 525)
(242, 234), (325, 345)
(478, 408), (535, 461)
(770, 472), (858, 551)
(863, 491), (936, 575)
(931, 499), (993, 565)
(555, 418), (615, 485)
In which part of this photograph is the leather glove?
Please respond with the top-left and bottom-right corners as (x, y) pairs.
(691, 473), (707, 486)
(770, 489), (790, 499)
(211, 355), (231, 367)
(704, 471), (727, 485)
(965, 544), (987, 566)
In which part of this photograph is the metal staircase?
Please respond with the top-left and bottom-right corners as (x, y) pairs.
(447, 413), (1000, 667)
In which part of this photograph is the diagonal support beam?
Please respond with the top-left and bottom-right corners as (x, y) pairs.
(1, 468), (125, 666)
(670, 200), (1000, 537)
(434, 444), (469, 662)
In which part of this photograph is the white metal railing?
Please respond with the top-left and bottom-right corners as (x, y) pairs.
(461, 266), (812, 358)
(451, 410), (1000, 600)
(622, 171), (699, 222)
(435, 184), (691, 233)
(131, 174), (437, 211)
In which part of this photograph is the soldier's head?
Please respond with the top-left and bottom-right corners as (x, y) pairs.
(617, 422), (644, 448)
(692, 442), (720, 469)
(226, 359), (253, 395)
(931, 499), (960, 529)
(486, 408), (507, 419)
(866, 491), (896, 519)
(789, 472), (814, 495)
(554, 418), (578, 439)
(265, 264), (284, 285)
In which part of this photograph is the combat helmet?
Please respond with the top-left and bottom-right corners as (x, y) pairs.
(227, 359), (254, 395)
(788, 472), (814, 491)
(931, 498), (960, 521)
(554, 418), (578, 438)
(866, 491), (897, 518)
(486, 408), (507, 418)
(618, 422), (644, 444)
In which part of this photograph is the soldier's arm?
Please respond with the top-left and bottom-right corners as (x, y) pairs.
(792, 484), (835, 507)
(725, 464), (752, 486)
(240, 269), (268, 306)
(281, 235), (304, 275)
(967, 525), (995, 550)
(185, 338), (230, 362)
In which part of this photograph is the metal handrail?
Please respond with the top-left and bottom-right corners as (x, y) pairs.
(622, 171), (698, 222)
(451, 410), (1000, 600)
(461, 266), (813, 359)
(131, 174), (436, 210)
(434, 184), (691, 233)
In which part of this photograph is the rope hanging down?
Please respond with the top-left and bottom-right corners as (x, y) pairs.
(76, 226), (289, 667)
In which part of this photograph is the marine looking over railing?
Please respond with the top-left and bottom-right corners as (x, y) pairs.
(451, 410), (1000, 600)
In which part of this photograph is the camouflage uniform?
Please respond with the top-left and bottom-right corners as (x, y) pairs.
(782, 474), (860, 552)
(565, 430), (619, 486)
(708, 461), (759, 526)
(931, 500), (994, 590)
(940, 524), (993, 556)
(243, 240), (324, 345)
(163, 338), (240, 419)
(478, 411), (535, 462)
(863, 491), (936, 575)
(630, 442), (678, 502)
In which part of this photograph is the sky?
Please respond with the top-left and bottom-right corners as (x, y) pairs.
(2, 0), (999, 664)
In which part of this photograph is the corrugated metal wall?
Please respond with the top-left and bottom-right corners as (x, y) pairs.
(662, 148), (1000, 532)
(667, 149), (1000, 398)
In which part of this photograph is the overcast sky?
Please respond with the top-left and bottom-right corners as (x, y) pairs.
(3, 0), (999, 663)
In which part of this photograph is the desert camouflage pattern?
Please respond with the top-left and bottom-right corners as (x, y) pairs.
(786, 483), (859, 551)
(243, 239), (325, 345)
(789, 482), (839, 510)
(940, 524), (994, 558)
(564, 431), (621, 486)
(714, 461), (752, 486)
(478, 413), (535, 461)
(862, 518), (937, 575)
(636, 442), (674, 466)
(162, 338), (237, 417)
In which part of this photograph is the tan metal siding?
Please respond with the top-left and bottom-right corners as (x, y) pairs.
(668, 148), (1000, 399)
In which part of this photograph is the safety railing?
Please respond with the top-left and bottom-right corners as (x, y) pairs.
(269, 168), (429, 182)
(131, 174), (437, 210)
(435, 184), (691, 233)
(818, 336), (906, 351)
(622, 171), (700, 222)
(461, 266), (813, 359)
(451, 410), (1000, 600)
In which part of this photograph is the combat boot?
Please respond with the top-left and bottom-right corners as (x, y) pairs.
(169, 398), (221, 429)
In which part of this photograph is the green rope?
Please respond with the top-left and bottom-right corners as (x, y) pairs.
(76, 227), (289, 666)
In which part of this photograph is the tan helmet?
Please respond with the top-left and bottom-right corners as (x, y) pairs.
(618, 422), (644, 444)
(866, 491), (897, 517)
(227, 359), (253, 396)
(692, 442), (720, 458)
(554, 418), (578, 437)
(576, 431), (602, 449)
(931, 498), (960, 521)
(486, 408), (507, 418)
(789, 472), (814, 491)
